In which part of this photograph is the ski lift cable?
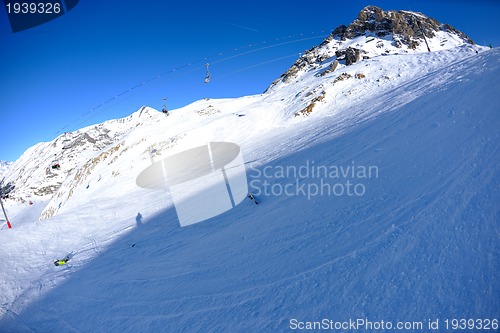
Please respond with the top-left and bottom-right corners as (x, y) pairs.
(211, 52), (301, 81)
(210, 35), (327, 66)
(68, 62), (215, 131)
(71, 48), (312, 131)
(52, 31), (330, 137)
(61, 63), (291, 224)
(54, 33), (329, 136)
(146, 52), (303, 110)
(149, 34), (328, 86)
(51, 61), (204, 136)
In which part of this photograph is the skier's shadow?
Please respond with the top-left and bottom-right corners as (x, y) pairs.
(135, 212), (143, 227)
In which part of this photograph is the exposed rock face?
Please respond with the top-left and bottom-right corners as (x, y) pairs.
(265, 6), (475, 92)
(333, 6), (474, 49)
(333, 73), (352, 83)
(295, 91), (326, 117)
(316, 60), (339, 77)
(279, 48), (329, 84)
(335, 47), (361, 65)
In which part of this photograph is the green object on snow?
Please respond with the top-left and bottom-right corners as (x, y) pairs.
(54, 256), (70, 266)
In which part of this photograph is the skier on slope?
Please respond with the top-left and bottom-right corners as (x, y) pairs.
(54, 255), (70, 266)
(248, 193), (259, 205)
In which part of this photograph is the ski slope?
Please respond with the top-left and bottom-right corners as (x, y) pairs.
(0, 46), (499, 332)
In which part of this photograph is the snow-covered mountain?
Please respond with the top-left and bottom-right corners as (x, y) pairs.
(1, 6), (498, 332)
(1, 106), (166, 218)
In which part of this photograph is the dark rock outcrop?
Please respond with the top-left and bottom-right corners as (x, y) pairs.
(295, 91), (326, 117)
(333, 73), (352, 83)
(316, 60), (339, 77)
(335, 47), (361, 65)
(332, 6), (474, 48)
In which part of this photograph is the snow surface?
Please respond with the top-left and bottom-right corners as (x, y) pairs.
(0, 44), (499, 332)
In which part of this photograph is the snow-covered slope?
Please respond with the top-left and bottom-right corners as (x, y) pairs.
(0, 6), (498, 333)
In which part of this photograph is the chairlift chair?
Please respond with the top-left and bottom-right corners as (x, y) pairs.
(204, 63), (210, 83)
(50, 157), (60, 169)
(162, 97), (169, 115)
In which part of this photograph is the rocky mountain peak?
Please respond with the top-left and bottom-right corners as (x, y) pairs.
(335, 6), (474, 48)
(265, 6), (475, 92)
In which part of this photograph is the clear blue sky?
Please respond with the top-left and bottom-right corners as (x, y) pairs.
(1, 0), (499, 161)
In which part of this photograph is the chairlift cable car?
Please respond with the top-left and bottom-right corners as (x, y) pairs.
(162, 97), (168, 115)
(52, 33), (329, 138)
(204, 63), (210, 83)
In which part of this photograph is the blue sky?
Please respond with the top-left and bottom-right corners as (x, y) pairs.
(1, 0), (499, 161)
